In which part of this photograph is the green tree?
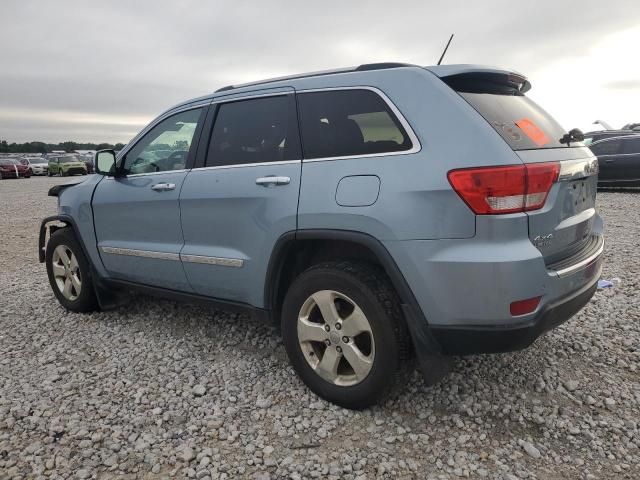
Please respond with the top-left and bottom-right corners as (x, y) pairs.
(60, 141), (79, 153)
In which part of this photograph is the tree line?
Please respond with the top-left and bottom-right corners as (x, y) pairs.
(0, 140), (126, 154)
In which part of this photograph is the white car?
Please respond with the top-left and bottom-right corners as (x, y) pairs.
(20, 157), (49, 175)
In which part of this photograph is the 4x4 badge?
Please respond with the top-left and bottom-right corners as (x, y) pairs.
(533, 233), (553, 247)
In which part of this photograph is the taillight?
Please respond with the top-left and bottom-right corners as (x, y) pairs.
(447, 162), (559, 215)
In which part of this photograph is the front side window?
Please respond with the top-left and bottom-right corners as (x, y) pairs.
(206, 95), (299, 167)
(123, 108), (203, 174)
(590, 139), (621, 156)
(297, 89), (412, 159)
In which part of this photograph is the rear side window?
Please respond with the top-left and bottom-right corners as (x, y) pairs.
(206, 95), (300, 167)
(297, 89), (413, 159)
(590, 139), (622, 156)
(622, 137), (640, 154)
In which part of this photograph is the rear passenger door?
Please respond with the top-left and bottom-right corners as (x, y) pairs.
(179, 90), (301, 306)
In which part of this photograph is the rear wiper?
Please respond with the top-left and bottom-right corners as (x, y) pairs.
(559, 128), (585, 146)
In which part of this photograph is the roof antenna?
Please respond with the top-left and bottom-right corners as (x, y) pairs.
(437, 34), (454, 65)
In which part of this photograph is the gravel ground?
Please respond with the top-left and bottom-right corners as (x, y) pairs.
(1, 176), (638, 480)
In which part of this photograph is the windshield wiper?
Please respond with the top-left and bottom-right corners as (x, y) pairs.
(559, 128), (585, 146)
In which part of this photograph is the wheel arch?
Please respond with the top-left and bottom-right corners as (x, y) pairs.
(265, 229), (450, 381)
(40, 214), (126, 310)
(39, 215), (84, 263)
(265, 230), (417, 317)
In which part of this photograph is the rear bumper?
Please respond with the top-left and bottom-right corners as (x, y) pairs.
(431, 278), (598, 355)
(383, 212), (604, 356)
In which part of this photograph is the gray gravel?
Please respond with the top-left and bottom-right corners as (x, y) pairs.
(1, 176), (639, 479)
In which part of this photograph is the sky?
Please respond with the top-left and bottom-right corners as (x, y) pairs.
(1, 0), (639, 144)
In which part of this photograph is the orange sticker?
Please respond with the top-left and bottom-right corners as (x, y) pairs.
(515, 118), (549, 147)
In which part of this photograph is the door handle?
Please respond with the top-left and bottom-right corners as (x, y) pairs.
(255, 176), (290, 186)
(151, 182), (176, 191)
(604, 159), (615, 163)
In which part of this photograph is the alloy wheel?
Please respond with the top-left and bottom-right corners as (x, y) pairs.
(51, 244), (82, 301)
(297, 290), (375, 386)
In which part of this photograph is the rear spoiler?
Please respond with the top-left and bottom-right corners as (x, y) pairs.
(425, 64), (531, 94)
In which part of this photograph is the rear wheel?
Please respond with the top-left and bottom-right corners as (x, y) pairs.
(282, 261), (412, 409)
(46, 228), (98, 312)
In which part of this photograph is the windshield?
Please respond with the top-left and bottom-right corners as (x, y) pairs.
(59, 155), (82, 162)
(30, 158), (48, 164)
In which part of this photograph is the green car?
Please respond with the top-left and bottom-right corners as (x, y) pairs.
(48, 155), (88, 176)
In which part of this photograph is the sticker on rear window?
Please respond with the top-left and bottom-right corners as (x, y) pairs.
(515, 118), (549, 147)
(493, 122), (522, 142)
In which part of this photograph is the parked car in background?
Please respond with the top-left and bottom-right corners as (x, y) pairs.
(83, 155), (95, 173)
(39, 63), (603, 408)
(0, 158), (31, 178)
(589, 134), (640, 186)
(20, 157), (49, 175)
(583, 129), (640, 145)
(48, 155), (88, 176)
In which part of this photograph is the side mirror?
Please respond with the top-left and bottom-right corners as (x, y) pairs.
(95, 149), (117, 176)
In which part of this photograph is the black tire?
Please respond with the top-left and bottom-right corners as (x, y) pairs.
(281, 261), (412, 409)
(46, 228), (98, 312)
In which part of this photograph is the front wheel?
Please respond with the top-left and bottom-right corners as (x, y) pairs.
(281, 261), (412, 409)
(46, 228), (98, 312)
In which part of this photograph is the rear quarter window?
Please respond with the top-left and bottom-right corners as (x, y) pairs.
(297, 89), (413, 159)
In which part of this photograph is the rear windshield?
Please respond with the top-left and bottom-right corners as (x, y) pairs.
(458, 92), (575, 150)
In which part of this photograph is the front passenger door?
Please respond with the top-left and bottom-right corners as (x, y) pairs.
(620, 137), (640, 182)
(92, 106), (207, 291)
(590, 138), (622, 182)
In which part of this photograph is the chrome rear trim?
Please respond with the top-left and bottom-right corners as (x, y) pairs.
(553, 237), (604, 277)
(558, 157), (599, 182)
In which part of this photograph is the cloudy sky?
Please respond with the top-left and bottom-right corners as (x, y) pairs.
(1, 0), (639, 143)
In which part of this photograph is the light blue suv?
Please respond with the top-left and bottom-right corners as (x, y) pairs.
(39, 63), (604, 408)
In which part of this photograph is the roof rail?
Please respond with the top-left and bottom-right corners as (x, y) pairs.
(214, 62), (418, 93)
